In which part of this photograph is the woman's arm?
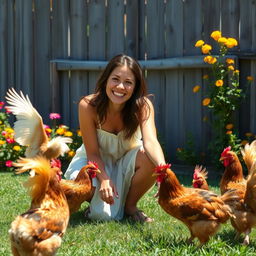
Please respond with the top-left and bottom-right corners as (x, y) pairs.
(79, 97), (118, 204)
(140, 98), (166, 167)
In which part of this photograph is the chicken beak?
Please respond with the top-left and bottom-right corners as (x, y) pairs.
(219, 156), (225, 161)
(95, 169), (101, 174)
(192, 179), (196, 183)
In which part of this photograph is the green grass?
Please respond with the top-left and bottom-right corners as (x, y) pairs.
(1, 171), (256, 255)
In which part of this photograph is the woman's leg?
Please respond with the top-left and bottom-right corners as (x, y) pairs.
(124, 148), (155, 221)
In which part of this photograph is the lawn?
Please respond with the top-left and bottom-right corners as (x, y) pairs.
(1, 169), (256, 256)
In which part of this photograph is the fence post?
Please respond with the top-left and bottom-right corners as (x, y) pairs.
(50, 61), (60, 113)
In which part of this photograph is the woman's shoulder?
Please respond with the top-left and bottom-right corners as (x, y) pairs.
(79, 94), (97, 114)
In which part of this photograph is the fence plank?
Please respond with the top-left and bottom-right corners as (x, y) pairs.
(70, 0), (88, 128)
(125, 0), (139, 58)
(34, 0), (51, 121)
(0, 0), (7, 98)
(15, 0), (33, 96)
(106, 0), (125, 58)
(88, 0), (107, 95)
(146, 0), (166, 140)
(52, 0), (69, 125)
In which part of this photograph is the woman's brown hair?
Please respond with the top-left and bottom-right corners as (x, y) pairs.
(90, 54), (150, 139)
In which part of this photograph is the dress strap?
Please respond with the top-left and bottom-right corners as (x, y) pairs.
(97, 115), (102, 130)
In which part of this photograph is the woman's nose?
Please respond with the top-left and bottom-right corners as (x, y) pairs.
(116, 82), (125, 89)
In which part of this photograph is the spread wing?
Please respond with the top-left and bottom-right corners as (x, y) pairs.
(5, 88), (48, 157)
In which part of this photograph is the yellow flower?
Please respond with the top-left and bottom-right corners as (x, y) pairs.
(68, 151), (75, 157)
(5, 127), (14, 134)
(0, 121), (2, 125)
(245, 132), (253, 137)
(215, 80), (224, 87)
(64, 131), (73, 137)
(195, 40), (204, 47)
(203, 74), (209, 79)
(226, 123), (234, 130)
(241, 140), (248, 146)
(226, 130), (232, 135)
(202, 98), (211, 106)
(13, 145), (21, 151)
(77, 129), (82, 136)
(0, 140), (6, 145)
(247, 76), (254, 81)
(225, 38), (238, 48)
(228, 65), (234, 71)
(234, 70), (240, 75)
(226, 58), (235, 65)
(56, 128), (65, 135)
(210, 31), (222, 41)
(204, 56), (217, 64)
(218, 37), (228, 44)
(201, 44), (212, 54)
(45, 128), (52, 134)
(193, 85), (200, 93)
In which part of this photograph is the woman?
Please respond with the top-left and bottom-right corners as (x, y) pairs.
(65, 54), (168, 222)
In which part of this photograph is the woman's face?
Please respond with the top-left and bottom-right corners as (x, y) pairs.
(106, 65), (136, 107)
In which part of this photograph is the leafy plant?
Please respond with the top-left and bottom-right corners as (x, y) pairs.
(178, 31), (254, 166)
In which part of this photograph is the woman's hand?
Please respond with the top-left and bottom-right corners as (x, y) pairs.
(99, 179), (119, 205)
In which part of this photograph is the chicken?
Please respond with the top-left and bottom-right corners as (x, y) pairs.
(9, 156), (70, 256)
(192, 165), (209, 190)
(219, 143), (256, 245)
(5, 88), (72, 159)
(60, 161), (100, 214)
(153, 164), (236, 246)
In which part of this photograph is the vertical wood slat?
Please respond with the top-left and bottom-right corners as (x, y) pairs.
(106, 0), (125, 59)
(125, 0), (139, 58)
(0, 0), (7, 98)
(51, 0), (69, 125)
(15, 0), (33, 96)
(70, 0), (88, 128)
(34, 0), (51, 121)
(88, 0), (107, 94)
(138, 0), (146, 59)
(146, 0), (166, 140)
(202, 0), (221, 55)
(165, 0), (184, 161)
(182, 0), (204, 159)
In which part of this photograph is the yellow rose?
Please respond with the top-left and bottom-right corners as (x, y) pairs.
(226, 123), (234, 130)
(77, 130), (82, 136)
(202, 98), (211, 106)
(226, 130), (232, 135)
(247, 76), (253, 81)
(210, 31), (222, 41)
(195, 40), (204, 47)
(13, 145), (21, 151)
(0, 140), (6, 145)
(193, 85), (200, 93)
(56, 128), (65, 135)
(215, 80), (223, 87)
(64, 131), (73, 137)
(201, 44), (212, 54)
(204, 56), (216, 64)
(225, 38), (238, 48)
(226, 58), (234, 65)
(218, 37), (228, 44)
(234, 70), (240, 75)
(68, 151), (75, 157)
(228, 65), (234, 71)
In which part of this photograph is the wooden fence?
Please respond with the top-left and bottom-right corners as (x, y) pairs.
(0, 0), (256, 163)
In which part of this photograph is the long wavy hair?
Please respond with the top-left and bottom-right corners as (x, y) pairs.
(89, 54), (150, 139)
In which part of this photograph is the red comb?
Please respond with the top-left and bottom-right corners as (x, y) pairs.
(221, 146), (231, 157)
(88, 161), (99, 169)
(154, 163), (171, 173)
(50, 158), (62, 169)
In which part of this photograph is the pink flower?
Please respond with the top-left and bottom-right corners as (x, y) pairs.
(5, 160), (12, 167)
(6, 138), (15, 144)
(49, 113), (61, 120)
(0, 101), (5, 109)
(1, 131), (7, 136)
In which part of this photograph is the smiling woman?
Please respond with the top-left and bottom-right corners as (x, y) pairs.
(64, 54), (168, 223)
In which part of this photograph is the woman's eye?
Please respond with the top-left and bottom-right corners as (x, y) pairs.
(112, 77), (118, 82)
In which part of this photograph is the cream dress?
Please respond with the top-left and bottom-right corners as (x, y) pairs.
(64, 127), (143, 221)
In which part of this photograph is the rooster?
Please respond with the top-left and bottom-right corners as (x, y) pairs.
(192, 165), (209, 190)
(219, 142), (256, 245)
(153, 164), (236, 246)
(60, 161), (100, 214)
(5, 88), (72, 159)
(9, 156), (70, 256)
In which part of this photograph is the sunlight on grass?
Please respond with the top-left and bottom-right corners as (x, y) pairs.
(1, 171), (256, 255)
